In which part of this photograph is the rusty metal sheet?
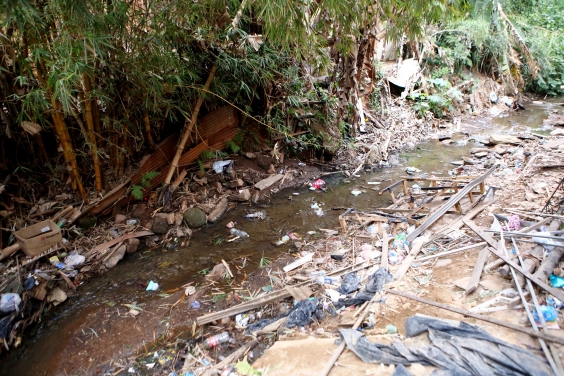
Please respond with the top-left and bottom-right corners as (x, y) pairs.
(178, 141), (209, 167)
(192, 106), (238, 143)
(130, 133), (179, 185)
(209, 128), (240, 151)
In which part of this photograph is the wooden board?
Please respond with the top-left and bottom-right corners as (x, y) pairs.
(462, 219), (498, 249)
(255, 174), (284, 190)
(465, 247), (489, 294)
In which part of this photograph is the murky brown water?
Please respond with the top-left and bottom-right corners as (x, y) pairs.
(3, 96), (562, 375)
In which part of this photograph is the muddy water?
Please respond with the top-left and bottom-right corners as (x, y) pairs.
(3, 97), (562, 375)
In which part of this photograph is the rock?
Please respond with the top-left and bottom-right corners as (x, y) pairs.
(237, 178), (244, 187)
(126, 238), (140, 254)
(470, 147), (490, 154)
(525, 192), (537, 202)
(115, 214), (127, 224)
(474, 151), (488, 158)
(230, 188), (251, 202)
(294, 242), (303, 250)
(174, 213), (183, 226)
(104, 244), (127, 268)
(442, 139), (452, 145)
(388, 154), (400, 166)
(208, 198), (229, 223)
(132, 204), (147, 218)
(152, 216), (170, 235)
(47, 287), (67, 306)
(76, 214), (97, 230)
(243, 152), (257, 159)
(531, 182), (548, 194)
(462, 157), (476, 165)
(450, 160), (464, 166)
(406, 167), (420, 175)
(251, 191), (260, 203)
(492, 144), (508, 154)
(550, 129), (564, 136)
(167, 213), (175, 225)
(484, 159), (496, 168)
(438, 133), (452, 141)
(183, 207), (207, 228)
(488, 134), (522, 145)
(435, 258), (452, 267)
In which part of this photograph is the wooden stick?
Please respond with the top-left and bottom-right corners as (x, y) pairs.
(462, 219), (498, 248)
(488, 247), (564, 302)
(384, 289), (564, 345)
(465, 247), (490, 294)
(203, 339), (258, 376)
(416, 242), (486, 262)
(394, 235), (428, 281)
(319, 293), (383, 376)
(381, 230), (389, 270)
(0, 243), (20, 261)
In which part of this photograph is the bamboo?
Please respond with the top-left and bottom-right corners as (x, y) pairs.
(83, 73), (103, 192)
(51, 100), (87, 201)
(143, 110), (155, 150)
(34, 134), (49, 163)
(164, 63), (218, 186)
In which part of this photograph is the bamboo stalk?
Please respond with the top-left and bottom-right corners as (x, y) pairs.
(83, 73), (103, 192)
(143, 110), (155, 150)
(164, 63), (218, 186)
(51, 100), (87, 201)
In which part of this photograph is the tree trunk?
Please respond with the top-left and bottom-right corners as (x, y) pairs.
(83, 73), (103, 192)
(164, 63), (217, 186)
(51, 100), (87, 201)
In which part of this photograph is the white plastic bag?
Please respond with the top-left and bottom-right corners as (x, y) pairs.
(0, 293), (21, 313)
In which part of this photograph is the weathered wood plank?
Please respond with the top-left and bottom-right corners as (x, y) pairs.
(254, 174), (284, 190)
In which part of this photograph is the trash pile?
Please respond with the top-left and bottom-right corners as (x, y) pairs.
(148, 129), (564, 376)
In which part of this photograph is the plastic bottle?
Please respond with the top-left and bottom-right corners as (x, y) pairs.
(309, 271), (326, 278)
(230, 228), (249, 238)
(316, 276), (342, 285)
(202, 332), (230, 349)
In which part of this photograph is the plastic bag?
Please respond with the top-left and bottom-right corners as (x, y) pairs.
(550, 274), (564, 288)
(212, 160), (233, 174)
(0, 293), (21, 313)
(310, 179), (326, 190)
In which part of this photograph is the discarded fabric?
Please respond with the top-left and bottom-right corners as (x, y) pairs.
(340, 315), (551, 376)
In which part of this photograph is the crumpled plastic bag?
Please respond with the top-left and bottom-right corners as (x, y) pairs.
(0, 293), (21, 313)
(365, 267), (393, 293)
(285, 298), (324, 328)
(212, 160), (233, 174)
(338, 272), (360, 294)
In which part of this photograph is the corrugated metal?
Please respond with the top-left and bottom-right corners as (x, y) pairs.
(192, 106), (238, 143)
(178, 141), (209, 167)
(130, 133), (179, 185)
(94, 107), (240, 209)
(209, 128), (240, 151)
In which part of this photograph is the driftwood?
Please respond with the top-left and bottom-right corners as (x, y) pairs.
(533, 247), (564, 283)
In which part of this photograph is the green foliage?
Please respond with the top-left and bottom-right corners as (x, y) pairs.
(130, 171), (160, 200)
(409, 79), (463, 118)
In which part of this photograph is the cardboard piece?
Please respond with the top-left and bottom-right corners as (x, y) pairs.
(14, 220), (62, 256)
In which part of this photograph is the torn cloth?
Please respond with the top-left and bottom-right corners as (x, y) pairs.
(340, 316), (550, 376)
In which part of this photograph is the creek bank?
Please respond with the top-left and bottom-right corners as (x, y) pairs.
(40, 103), (563, 375)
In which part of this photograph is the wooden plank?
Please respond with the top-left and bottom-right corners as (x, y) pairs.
(254, 174), (284, 190)
(520, 217), (553, 233)
(488, 247), (564, 302)
(285, 285), (313, 301)
(385, 289), (564, 346)
(406, 165), (496, 242)
(85, 230), (154, 258)
(462, 219), (498, 249)
(393, 235), (428, 281)
(381, 230), (389, 270)
(465, 247), (489, 294)
(415, 242), (486, 262)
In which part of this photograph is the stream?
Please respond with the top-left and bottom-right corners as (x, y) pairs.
(3, 97), (563, 375)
